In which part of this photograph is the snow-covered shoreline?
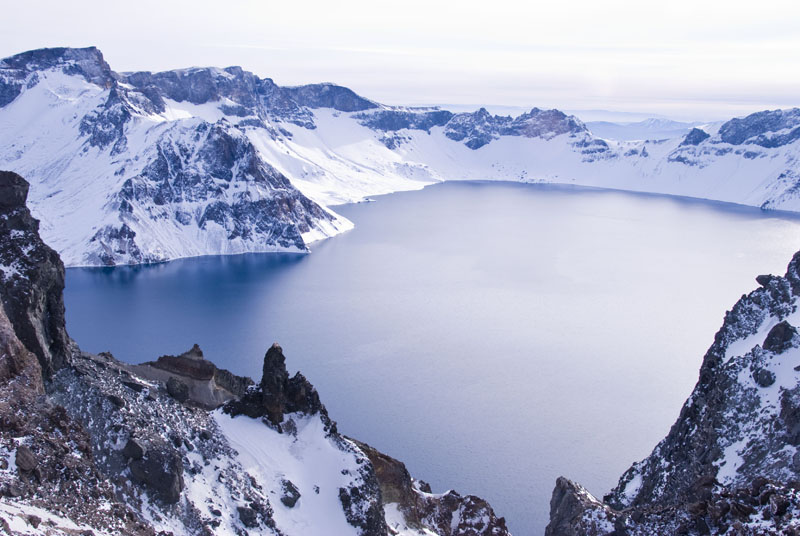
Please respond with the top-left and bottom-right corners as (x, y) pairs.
(3, 46), (800, 266)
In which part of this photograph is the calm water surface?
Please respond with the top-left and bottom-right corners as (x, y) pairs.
(65, 182), (800, 534)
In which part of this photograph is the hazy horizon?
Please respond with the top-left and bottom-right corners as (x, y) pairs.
(3, 0), (799, 122)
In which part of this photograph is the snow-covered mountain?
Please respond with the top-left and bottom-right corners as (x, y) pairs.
(546, 253), (800, 535)
(3, 46), (800, 266)
(0, 48), (353, 266)
(0, 170), (509, 535)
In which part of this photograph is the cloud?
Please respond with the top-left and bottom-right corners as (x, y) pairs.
(1, 0), (798, 120)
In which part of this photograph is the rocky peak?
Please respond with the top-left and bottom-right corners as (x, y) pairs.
(506, 108), (587, 139)
(445, 106), (587, 149)
(282, 83), (378, 112)
(680, 127), (711, 146)
(718, 108), (800, 148)
(124, 66), (262, 108)
(224, 343), (324, 426)
(0, 171), (71, 377)
(0, 46), (115, 108)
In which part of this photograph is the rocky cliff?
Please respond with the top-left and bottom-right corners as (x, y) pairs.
(545, 253), (800, 535)
(0, 171), (71, 376)
(0, 171), (509, 535)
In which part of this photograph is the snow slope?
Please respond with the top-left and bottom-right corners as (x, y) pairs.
(214, 412), (366, 536)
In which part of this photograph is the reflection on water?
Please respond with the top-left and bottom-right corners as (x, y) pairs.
(65, 181), (800, 534)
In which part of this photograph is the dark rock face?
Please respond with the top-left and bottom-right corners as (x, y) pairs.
(132, 344), (253, 409)
(0, 175), (151, 533)
(152, 344), (216, 380)
(444, 108), (501, 149)
(224, 343), (323, 425)
(237, 506), (259, 528)
(87, 224), (149, 267)
(122, 67), (375, 126)
(545, 478), (613, 536)
(680, 127), (711, 146)
(0, 171), (71, 377)
(80, 85), (134, 154)
(356, 109), (454, 133)
(546, 251), (800, 535)
(719, 108), (800, 148)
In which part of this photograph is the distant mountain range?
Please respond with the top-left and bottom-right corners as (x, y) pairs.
(584, 118), (711, 141)
(2, 46), (800, 266)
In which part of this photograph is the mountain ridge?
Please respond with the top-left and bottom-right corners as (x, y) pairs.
(2, 45), (800, 267)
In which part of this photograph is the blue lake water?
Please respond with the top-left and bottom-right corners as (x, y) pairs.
(64, 181), (800, 534)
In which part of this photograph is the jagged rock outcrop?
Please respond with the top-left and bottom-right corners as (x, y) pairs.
(0, 170), (71, 377)
(224, 342), (324, 425)
(546, 252), (800, 535)
(354, 439), (511, 536)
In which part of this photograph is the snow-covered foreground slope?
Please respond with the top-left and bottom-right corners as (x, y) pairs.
(214, 412), (368, 536)
(2, 46), (800, 266)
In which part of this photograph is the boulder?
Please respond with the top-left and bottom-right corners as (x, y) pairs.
(754, 368), (777, 388)
(763, 321), (796, 353)
(15, 445), (37, 472)
(122, 439), (146, 460)
(166, 377), (189, 402)
(237, 506), (259, 528)
(128, 448), (184, 503)
(280, 479), (301, 508)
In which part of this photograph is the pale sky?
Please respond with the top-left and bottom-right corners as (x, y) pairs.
(3, 0), (799, 121)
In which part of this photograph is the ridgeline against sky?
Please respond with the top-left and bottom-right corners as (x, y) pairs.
(2, 0), (799, 121)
